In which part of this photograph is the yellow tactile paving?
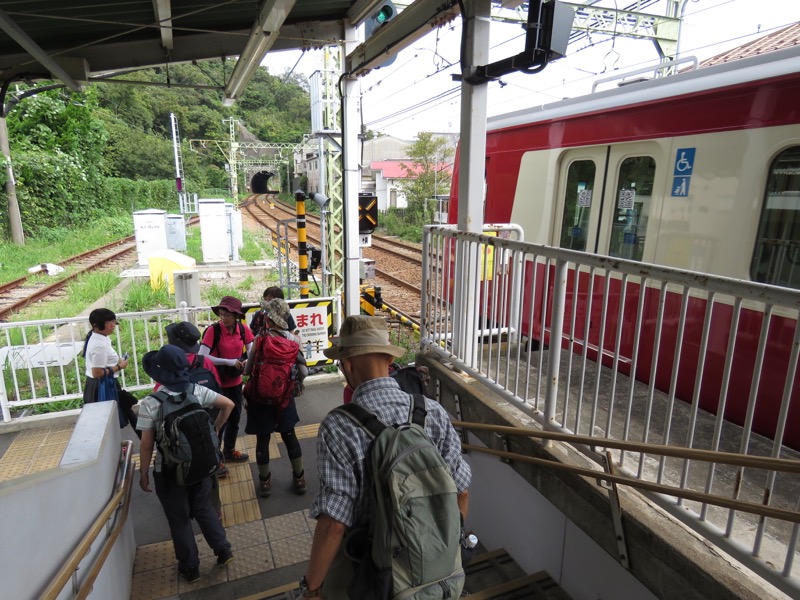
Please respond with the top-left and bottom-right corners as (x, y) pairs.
(0, 425), (73, 482)
(296, 423), (320, 439)
(129, 564), (177, 600)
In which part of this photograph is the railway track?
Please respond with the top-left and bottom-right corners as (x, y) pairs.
(0, 216), (200, 321)
(0, 239), (137, 320)
(242, 196), (424, 318)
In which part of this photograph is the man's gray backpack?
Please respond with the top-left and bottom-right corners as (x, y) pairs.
(153, 387), (220, 486)
(337, 394), (464, 599)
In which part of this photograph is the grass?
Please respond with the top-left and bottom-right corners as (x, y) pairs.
(9, 271), (122, 327)
(0, 216), (133, 284)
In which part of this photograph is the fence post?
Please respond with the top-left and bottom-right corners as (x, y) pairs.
(544, 258), (568, 428)
(0, 365), (10, 422)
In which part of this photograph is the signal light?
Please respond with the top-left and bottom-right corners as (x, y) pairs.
(375, 5), (394, 25)
(365, 1), (396, 39)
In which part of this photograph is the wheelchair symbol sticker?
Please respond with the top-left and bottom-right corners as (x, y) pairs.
(673, 148), (696, 176)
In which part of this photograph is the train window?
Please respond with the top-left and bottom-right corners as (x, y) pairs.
(751, 146), (800, 289)
(559, 160), (596, 251)
(608, 156), (656, 261)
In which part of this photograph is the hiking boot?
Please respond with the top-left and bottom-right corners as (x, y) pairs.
(224, 449), (249, 462)
(217, 462), (229, 478)
(293, 473), (307, 495)
(179, 567), (200, 583)
(216, 547), (234, 567)
(260, 475), (272, 498)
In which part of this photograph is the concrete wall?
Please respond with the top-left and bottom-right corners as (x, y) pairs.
(0, 403), (135, 600)
(417, 353), (784, 600)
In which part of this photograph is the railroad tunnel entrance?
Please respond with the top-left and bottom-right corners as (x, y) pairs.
(251, 171), (279, 194)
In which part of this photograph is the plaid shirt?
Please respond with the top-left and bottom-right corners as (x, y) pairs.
(309, 377), (471, 528)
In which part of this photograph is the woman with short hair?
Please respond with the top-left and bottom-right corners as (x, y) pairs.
(83, 307), (139, 437)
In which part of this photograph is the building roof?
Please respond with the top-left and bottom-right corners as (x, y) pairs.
(370, 160), (453, 179)
(699, 21), (800, 67)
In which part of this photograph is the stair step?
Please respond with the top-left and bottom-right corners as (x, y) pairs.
(464, 549), (572, 600)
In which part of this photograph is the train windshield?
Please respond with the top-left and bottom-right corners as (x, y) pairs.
(752, 146), (800, 289)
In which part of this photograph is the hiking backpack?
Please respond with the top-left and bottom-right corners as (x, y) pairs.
(336, 395), (465, 600)
(187, 354), (221, 394)
(246, 332), (299, 407)
(153, 387), (220, 486)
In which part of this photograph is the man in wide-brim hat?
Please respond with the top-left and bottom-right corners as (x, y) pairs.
(137, 345), (235, 583)
(299, 316), (472, 599)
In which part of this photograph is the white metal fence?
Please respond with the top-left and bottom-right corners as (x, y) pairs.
(0, 305), (211, 421)
(421, 224), (800, 597)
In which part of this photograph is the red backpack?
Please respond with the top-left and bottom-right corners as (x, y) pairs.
(245, 333), (299, 409)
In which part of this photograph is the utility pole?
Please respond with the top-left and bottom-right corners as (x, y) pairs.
(0, 115), (24, 245)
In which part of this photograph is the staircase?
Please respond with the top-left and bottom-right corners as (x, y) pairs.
(464, 548), (571, 599)
(235, 547), (571, 600)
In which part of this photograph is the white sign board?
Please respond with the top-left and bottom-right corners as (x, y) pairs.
(0, 342), (84, 370)
(290, 302), (333, 367)
(359, 234), (372, 247)
(617, 189), (636, 209)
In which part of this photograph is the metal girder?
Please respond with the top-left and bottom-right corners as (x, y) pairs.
(346, 0), (460, 77)
(151, 0), (174, 50)
(489, 1), (680, 62)
(0, 8), (82, 91)
(566, 3), (679, 45)
(224, 0), (297, 104)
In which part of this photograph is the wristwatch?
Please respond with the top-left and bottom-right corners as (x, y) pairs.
(299, 576), (321, 597)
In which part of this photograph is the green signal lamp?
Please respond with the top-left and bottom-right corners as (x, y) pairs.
(365, 1), (396, 39)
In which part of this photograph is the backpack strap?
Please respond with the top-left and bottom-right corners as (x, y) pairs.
(209, 321), (247, 354)
(336, 403), (386, 439)
(208, 322), (221, 354)
(151, 389), (172, 404)
(191, 354), (205, 370)
(409, 393), (427, 427)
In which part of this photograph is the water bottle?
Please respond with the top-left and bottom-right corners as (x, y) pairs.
(460, 531), (478, 567)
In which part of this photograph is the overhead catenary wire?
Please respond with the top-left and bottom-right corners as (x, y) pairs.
(361, 11), (799, 134)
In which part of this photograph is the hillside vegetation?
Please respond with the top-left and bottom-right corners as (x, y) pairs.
(0, 62), (311, 241)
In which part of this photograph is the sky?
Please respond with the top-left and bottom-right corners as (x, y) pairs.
(263, 0), (800, 140)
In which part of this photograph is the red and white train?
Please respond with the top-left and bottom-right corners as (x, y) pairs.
(448, 45), (800, 449)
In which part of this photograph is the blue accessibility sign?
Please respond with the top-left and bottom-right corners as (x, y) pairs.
(671, 148), (696, 197)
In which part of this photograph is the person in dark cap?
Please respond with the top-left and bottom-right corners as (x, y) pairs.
(199, 296), (254, 464)
(250, 286), (297, 337)
(300, 316), (471, 599)
(243, 298), (308, 498)
(137, 345), (236, 583)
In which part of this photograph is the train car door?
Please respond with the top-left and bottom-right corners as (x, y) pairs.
(554, 148), (607, 252)
(555, 143), (663, 260)
(596, 143), (663, 263)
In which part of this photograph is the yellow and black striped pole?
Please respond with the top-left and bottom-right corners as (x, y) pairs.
(295, 189), (309, 298)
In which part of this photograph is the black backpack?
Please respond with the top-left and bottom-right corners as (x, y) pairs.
(187, 354), (221, 394)
(390, 364), (430, 396)
(154, 387), (220, 486)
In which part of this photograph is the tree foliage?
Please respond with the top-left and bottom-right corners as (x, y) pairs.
(0, 61), (311, 241)
(398, 132), (454, 225)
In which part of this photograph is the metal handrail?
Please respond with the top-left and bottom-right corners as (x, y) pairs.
(454, 422), (800, 523)
(39, 441), (134, 600)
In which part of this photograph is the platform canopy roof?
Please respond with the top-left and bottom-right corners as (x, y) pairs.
(0, 0), (465, 106)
